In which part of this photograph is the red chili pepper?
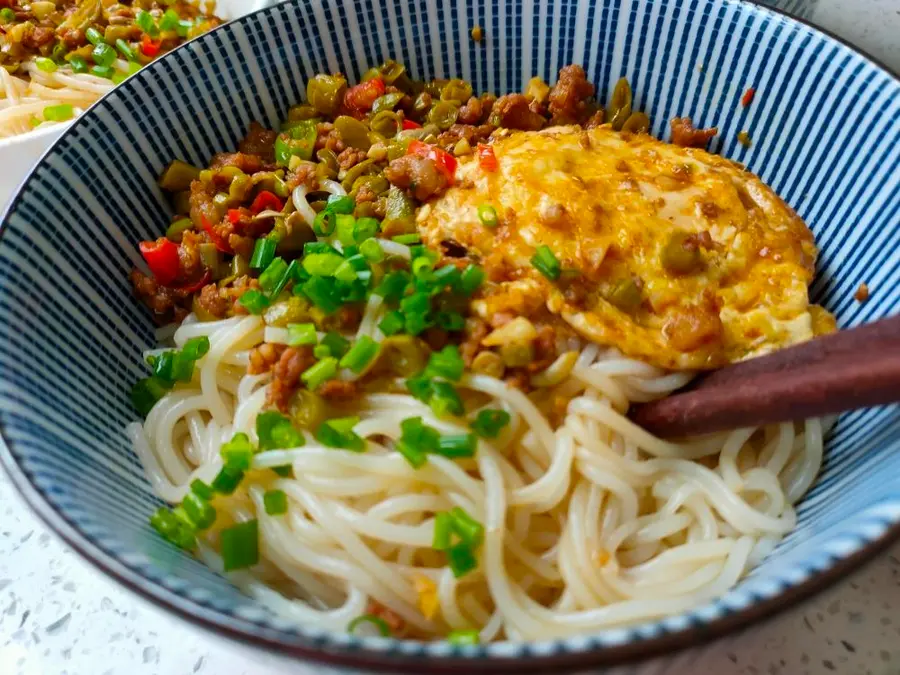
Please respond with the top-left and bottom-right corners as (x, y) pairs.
(477, 144), (498, 172)
(174, 269), (211, 294)
(139, 238), (180, 286)
(250, 190), (284, 214)
(201, 215), (233, 253)
(407, 139), (457, 184)
(741, 87), (755, 107)
(402, 119), (422, 130)
(344, 78), (386, 113)
(227, 209), (242, 225)
(141, 35), (162, 57)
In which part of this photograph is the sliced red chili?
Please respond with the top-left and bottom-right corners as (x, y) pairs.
(402, 119), (422, 130)
(174, 269), (212, 294)
(477, 144), (498, 172)
(201, 214), (233, 254)
(344, 78), (386, 113)
(250, 190), (284, 214)
(407, 139), (457, 184)
(141, 35), (161, 57)
(741, 87), (755, 107)
(227, 209), (242, 225)
(139, 238), (180, 286)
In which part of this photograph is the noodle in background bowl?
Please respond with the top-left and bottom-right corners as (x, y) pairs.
(0, 0), (280, 211)
(0, 0), (899, 672)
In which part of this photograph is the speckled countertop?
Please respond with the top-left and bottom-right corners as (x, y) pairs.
(3, 2), (900, 674)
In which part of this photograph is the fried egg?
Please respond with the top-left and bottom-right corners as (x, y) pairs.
(417, 125), (830, 370)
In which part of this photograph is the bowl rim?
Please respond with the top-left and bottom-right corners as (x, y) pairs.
(1, 0), (899, 671)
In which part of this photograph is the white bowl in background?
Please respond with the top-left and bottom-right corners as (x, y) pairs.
(0, 0), (278, 210)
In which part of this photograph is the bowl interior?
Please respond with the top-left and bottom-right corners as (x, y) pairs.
(1, 0), (899, 669)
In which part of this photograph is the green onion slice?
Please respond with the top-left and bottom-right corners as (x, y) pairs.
(347, 614), (391, 637)
(220, 519), (259, 571)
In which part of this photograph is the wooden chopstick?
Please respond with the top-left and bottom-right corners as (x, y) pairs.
(629, 315), (900, 438)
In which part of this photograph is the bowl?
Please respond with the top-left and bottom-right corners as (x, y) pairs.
(0, 0), (280, 210)
(1, 0), (899, 672)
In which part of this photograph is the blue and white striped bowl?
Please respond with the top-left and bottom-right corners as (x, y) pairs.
(1, 0), (898, 672)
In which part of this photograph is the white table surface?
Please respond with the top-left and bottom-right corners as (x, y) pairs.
(3, 2), (900, 674)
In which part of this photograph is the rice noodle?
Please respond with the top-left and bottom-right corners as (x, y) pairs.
(132, 306), (824, 641)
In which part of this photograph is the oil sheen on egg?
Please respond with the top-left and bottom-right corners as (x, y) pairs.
(417, 125), (832, 370)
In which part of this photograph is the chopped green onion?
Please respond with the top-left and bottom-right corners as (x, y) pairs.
(435, 433), (477, 458)
(287, 322), (317, 347)
(239, 289), (271, 315)
(115, 38), (135, 61)
(304, 241), (339, 257)
(160, 8), (181, 32)
(531, 245), (561, 281)
(374, 270), (410, 303)
(457, 264), (485, 295)
(426, 345), (465, 381)
(85, 27), (105, 46)
(396, 440), (427, 468)
(335, 213), (356, 246)
(322, 332), (350, 359)
(359, 238), (385, 262)
(181, 336), (211, 361)
(190, 479), (215, 500)
(326, 194), (355, 214)
(43, 104), (75, 123)
(433, 265), (462, 289)
(339, 336), (380, 374)
(347, 614), (391, 637)
(35, 57), (57, 73)
(400, 291), (430, 316)
(447, 542), (478, 578)
(176, 18), (193, 37)
(272, 465), (293, 478)
(263, 489), (288, 515)
(432, 511), (453, 550)
(301, 357), (338, 390)
(69, 56), (89, 74)
(220, 432), (254, 470)
(392, 233), (420, 245)
(412, 256), (435, 281)
(182, 492), (217, 530)
(316, 417), (365, 452)
(220, 519), (259, 571)
(51, 41), (68, 63)
(135, 9), (158, 37)
(150, 507), (196, 550)
(299, 276), (343, 314)
(128, 60), (142, 75)
(303, 252), (344, 277)
(276, 259), (303, 296)
(400, 416), (441, 453)
(477, 204), (498, 227)
(450, 507), (484, 546)
(90, 65), (113, 79)
(447, 629), (480, 645)
(353, 217), (380, 243)
(312, 211), (336, 237)
(259, 257), (289, 295)
(130, 376), (170, 416)
(250, 238), (277, 270)
(471, 409), (511, 439)
(92, 43), (116, 68)
(378, 310), (405, 336)
(333, 259), (359, 284)
(0, 8), (14, 23)
(111, 70), (128, 85)
(405, 373), (433, 402)
(257, 411), (304, 450)
(313, 344), (331, 359)
(211, 466), (245, 495)
(405, 311), (430, 335)
(429, 381), (464, 418)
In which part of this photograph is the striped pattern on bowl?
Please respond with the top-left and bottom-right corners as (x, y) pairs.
(0, 0), (898, 671)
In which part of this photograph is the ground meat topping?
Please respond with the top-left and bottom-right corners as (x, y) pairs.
(670, 117), (718, 148)
(493, 94), (546, 131)
(548, 65), (595, 125)
(384, 155), (450, 201)
(238, 122), (277, 163)
(268, 346), (316, 412)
